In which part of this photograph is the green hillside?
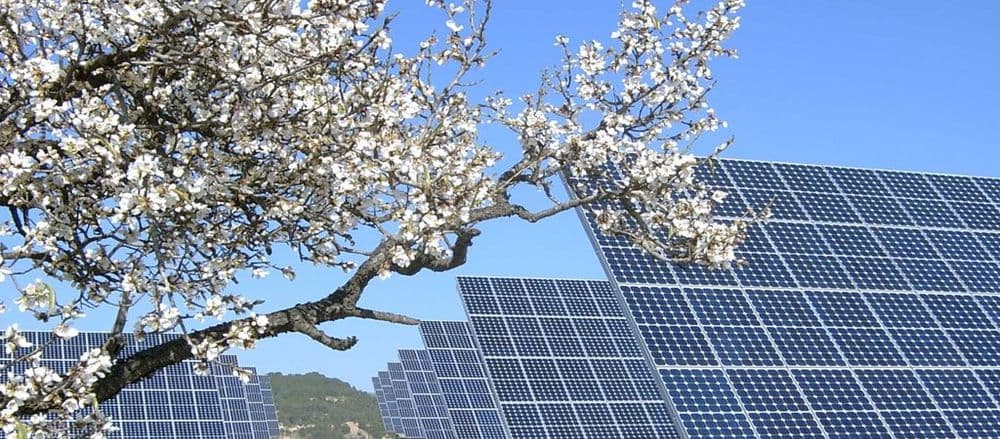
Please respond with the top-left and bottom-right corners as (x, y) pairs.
(268, 372), (385, 439)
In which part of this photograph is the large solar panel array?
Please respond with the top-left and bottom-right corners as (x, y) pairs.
(573, 158), (1000, 438)
(456, 276), (681, 439)
(419, 321), (508, 439)
(0, 332), (277, 438)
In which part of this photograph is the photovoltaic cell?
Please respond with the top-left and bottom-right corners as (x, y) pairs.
(574, 157), (1000, 438)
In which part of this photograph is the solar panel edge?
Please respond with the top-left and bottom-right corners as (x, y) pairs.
(716, 156), (1000, 184)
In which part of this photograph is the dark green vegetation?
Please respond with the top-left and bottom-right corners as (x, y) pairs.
(269, 372), (385, 439)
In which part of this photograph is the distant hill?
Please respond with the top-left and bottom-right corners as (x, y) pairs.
(268, 372), (386, 439)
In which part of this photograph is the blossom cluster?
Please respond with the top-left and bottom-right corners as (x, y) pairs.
(1, 0), (747, 435)
(494, 0), (753, 267)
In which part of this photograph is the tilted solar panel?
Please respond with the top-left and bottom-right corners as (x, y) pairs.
(455, 277), (682, 439)
(418, 321), (508, 439)
(375, 370), (407, 436)
(572, 158), (1000, 438)
(399, 349), (459, 439)
(387, 361), (426, 438)
(374, 375), (393, 434)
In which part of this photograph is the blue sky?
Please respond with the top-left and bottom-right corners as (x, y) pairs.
(6, 1), (999, 392)
(241, 0), (1000, 391)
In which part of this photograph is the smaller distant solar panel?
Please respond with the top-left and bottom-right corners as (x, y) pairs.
(387, 362), (425, 438)
(212, 356), (257, 439)
(373, 375), (391, 433)
(243, 367), (270, 438)
(258, 375), (280, 437)
(376, 371), (406, 435)
(398, 349), (458, 439)
(419, 321), (509, 439)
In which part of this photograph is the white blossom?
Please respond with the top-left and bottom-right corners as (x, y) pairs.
(0, 0), (749, 434)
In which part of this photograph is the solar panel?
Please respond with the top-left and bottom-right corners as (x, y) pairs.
(213, 355), (258, 439)
(386, 361), (426, 438)
(257, 374), (281, 437)
(242, 367), (271, 438)
(0, 332), (275, 438)
(398, 349), (458, 439)
(573, 158), (1000, 438)
(455, 277), (682, 439)
(375, 370), (406, 435)
(418, 321), (508, 439)
(373, 375), (392, 435)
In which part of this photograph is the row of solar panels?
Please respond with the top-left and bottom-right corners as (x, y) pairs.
(376, 159), (1000, 438)
(378, 275), (1000, 439)
(1, 332), (279, 438)
(373, 278), (683, 439)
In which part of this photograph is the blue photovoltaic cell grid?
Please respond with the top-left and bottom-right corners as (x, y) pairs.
(374, 375), (392, 434)
(574, 158), (1000, 439)
(0, 332), (275, 439)
(419, 321), (509, 439)
(456, 277), (681, 439)
(214, 355), (259, 439)
(399, 349), (459, 439)
(389, 362), (426, 438)
(375, 371), (407, 435)
(243, 367), (270, 439)
(258, 374), (281, 437)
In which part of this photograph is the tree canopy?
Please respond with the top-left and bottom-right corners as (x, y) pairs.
(0, 0), (750, 435)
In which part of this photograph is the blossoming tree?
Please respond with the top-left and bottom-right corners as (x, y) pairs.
(0, 0), (750, 434)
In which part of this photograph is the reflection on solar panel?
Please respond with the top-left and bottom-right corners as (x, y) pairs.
(0, 332), (276, 438)
(456, 277), (681, 439)
(573, 158), (1000, 438)
(419, 321), (507, 439)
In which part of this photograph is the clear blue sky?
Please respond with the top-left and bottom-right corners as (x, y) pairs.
(239, 0), (1000, 391)
(7, 1), (999, 392)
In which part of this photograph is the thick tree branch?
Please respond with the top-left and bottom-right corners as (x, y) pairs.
(390, 228), (480, 275)
(10, 234), (423, 416)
